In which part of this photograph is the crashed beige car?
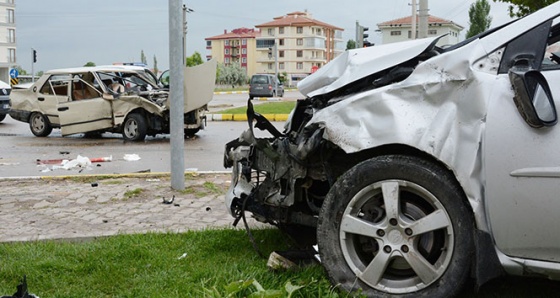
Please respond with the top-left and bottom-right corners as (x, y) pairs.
(9, 61), (216, 141)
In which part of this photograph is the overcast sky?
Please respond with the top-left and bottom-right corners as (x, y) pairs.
(15, 0), (514, 73)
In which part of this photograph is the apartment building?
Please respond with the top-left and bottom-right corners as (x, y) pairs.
(0, 0), (15, 83)
(205, 28), (260, 78)
(378, 15), (463, 47)
(255, 11), (344, 86)
(205, 11), (344, 86)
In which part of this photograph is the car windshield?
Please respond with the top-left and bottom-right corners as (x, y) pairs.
(97, 71), (159, 92)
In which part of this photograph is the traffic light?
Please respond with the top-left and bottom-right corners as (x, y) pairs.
(268, 47), (272, 58)
(32, 49), (37, 63)
(355, 22), (370, 48)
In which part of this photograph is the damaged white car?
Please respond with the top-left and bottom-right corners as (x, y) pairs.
(9, 61), (216, 141)
(224, 3), (560, 297)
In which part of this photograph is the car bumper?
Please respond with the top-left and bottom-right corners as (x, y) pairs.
(8, 109), (30, 122)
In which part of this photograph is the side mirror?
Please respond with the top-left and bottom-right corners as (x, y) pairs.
(509, 69), (557, 128)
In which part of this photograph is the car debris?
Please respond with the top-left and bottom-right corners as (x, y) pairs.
(223, 3), (560, 297)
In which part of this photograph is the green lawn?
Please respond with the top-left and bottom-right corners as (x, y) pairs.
(1, 228), (559, 297)
(212, 101), (296, 115)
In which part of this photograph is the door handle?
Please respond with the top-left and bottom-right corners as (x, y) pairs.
(58, 107), (69, 111)
(38, 97), (45, 102)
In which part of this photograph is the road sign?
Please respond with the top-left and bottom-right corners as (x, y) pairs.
(9, 68), (18, 79)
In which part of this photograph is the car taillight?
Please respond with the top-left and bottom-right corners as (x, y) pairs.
(268, 85), (272, 90)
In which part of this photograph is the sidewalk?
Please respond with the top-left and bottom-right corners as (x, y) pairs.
(0, 172), (260, 243)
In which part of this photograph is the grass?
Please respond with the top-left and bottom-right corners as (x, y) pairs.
(123, 188), (144, 199)
(0, 229), (335, 297)
(212, 101), (296, 115)
(0, 229), (558, 297)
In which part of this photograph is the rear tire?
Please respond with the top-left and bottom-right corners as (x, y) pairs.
(184, 128), (200, 138)
(317, 155), (473, 297)
(122, 113), (147, 142)
(0, 114), (6, 122)
(29, 112), (52, 137)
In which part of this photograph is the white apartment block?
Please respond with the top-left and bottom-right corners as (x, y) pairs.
(254, 11), (344, 86)
(378, 15), (463, 47)
(0, 0), (15, 83)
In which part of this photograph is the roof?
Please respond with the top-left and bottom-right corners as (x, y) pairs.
(46, 65), (146, 74)
(378, 15), (464, 29)
(205, 27), (261, 41)
(255, 11), (343, 31)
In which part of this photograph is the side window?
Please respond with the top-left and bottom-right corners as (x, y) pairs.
(39, 75), (71, 96)
(71, 73), (100, 101)
(542, 20), (560, 69)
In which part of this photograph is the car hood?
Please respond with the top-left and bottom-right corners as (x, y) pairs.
(297, 37), (441, 98)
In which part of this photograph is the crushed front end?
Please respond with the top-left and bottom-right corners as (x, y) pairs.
(224, 99), (334, 234)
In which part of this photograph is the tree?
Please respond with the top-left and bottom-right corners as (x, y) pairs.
(84, 61), (96, 67)
(467, 0), (492, 38)
(14, 65), (27, 75)
(140, 50), (147, 65)
(493, 0), (559, 17)
(153, 55), (158, 75)
(216, 63), (247, 88)
(346, 39), (357, 50)
(186, 51), (203, 67)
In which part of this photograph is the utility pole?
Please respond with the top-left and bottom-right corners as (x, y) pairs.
(182, 5), (193, 65)
(169, 0), (185, 190)
(274, 42), (278, 81)
(418, 0), (429, 38)
(411, 0), (417, 40)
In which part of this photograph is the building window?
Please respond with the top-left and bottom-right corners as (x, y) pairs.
(279, 62), (284, 69)
(8, 29), (15, 43)
(297, 27), (303, 34)
(296, 62), (303, 69)
(268, 63), (273, 70)
(9, 48), (15, 63)
(390, 31), (401, 36)
(256, 39), (275, 48)
(242, 39), (247, 45)
(268, 28), (274, 36)
(225, 48), (230, 55)
(297, 38), (303, 46)
(225, 57), (230, 63)
(242, 57), (247, 63)
(279, 50), (284, 58)
(428, 29), (437, 35)
(279, 39), (284, 46)
(206, 40), (212, 47)
(317, 28), (322, 35)
(242, 48), (247, 54)
(279, 27), (284, 34)
(225, 40), (230, 46)
(7, 9), (14, 24)
(297, 50), (303, 58)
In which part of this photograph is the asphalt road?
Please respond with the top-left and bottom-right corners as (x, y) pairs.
(0, 92), (296, 178)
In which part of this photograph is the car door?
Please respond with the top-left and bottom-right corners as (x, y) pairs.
(36, 74), (72, 126)
(485, 19), (560, 262)
(57, 72), (113, 135)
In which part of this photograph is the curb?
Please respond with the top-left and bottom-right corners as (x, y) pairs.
(208, 114), (289, 122)
(0, 170), (231, 181)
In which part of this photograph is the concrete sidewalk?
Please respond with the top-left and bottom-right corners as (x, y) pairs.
(0, 172), (261, 243)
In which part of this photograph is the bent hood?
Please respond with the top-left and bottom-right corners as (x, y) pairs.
(298, 37), (441, 98)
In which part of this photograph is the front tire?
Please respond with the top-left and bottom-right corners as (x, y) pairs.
(317, 155), (473, 297)
(29, 112), (52, 137)
(122, 113), (147, 142)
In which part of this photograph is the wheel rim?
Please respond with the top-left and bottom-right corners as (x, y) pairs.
(339, 179), (453, 294)
(31, 114), (45, 133)
(123, 118), (138, 139)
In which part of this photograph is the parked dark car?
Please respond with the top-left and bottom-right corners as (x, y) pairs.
(0, 80), (11, 122)
(248, 74), (284, 99)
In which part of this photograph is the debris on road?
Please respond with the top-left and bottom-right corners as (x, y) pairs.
(123, 154), (141, 161)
